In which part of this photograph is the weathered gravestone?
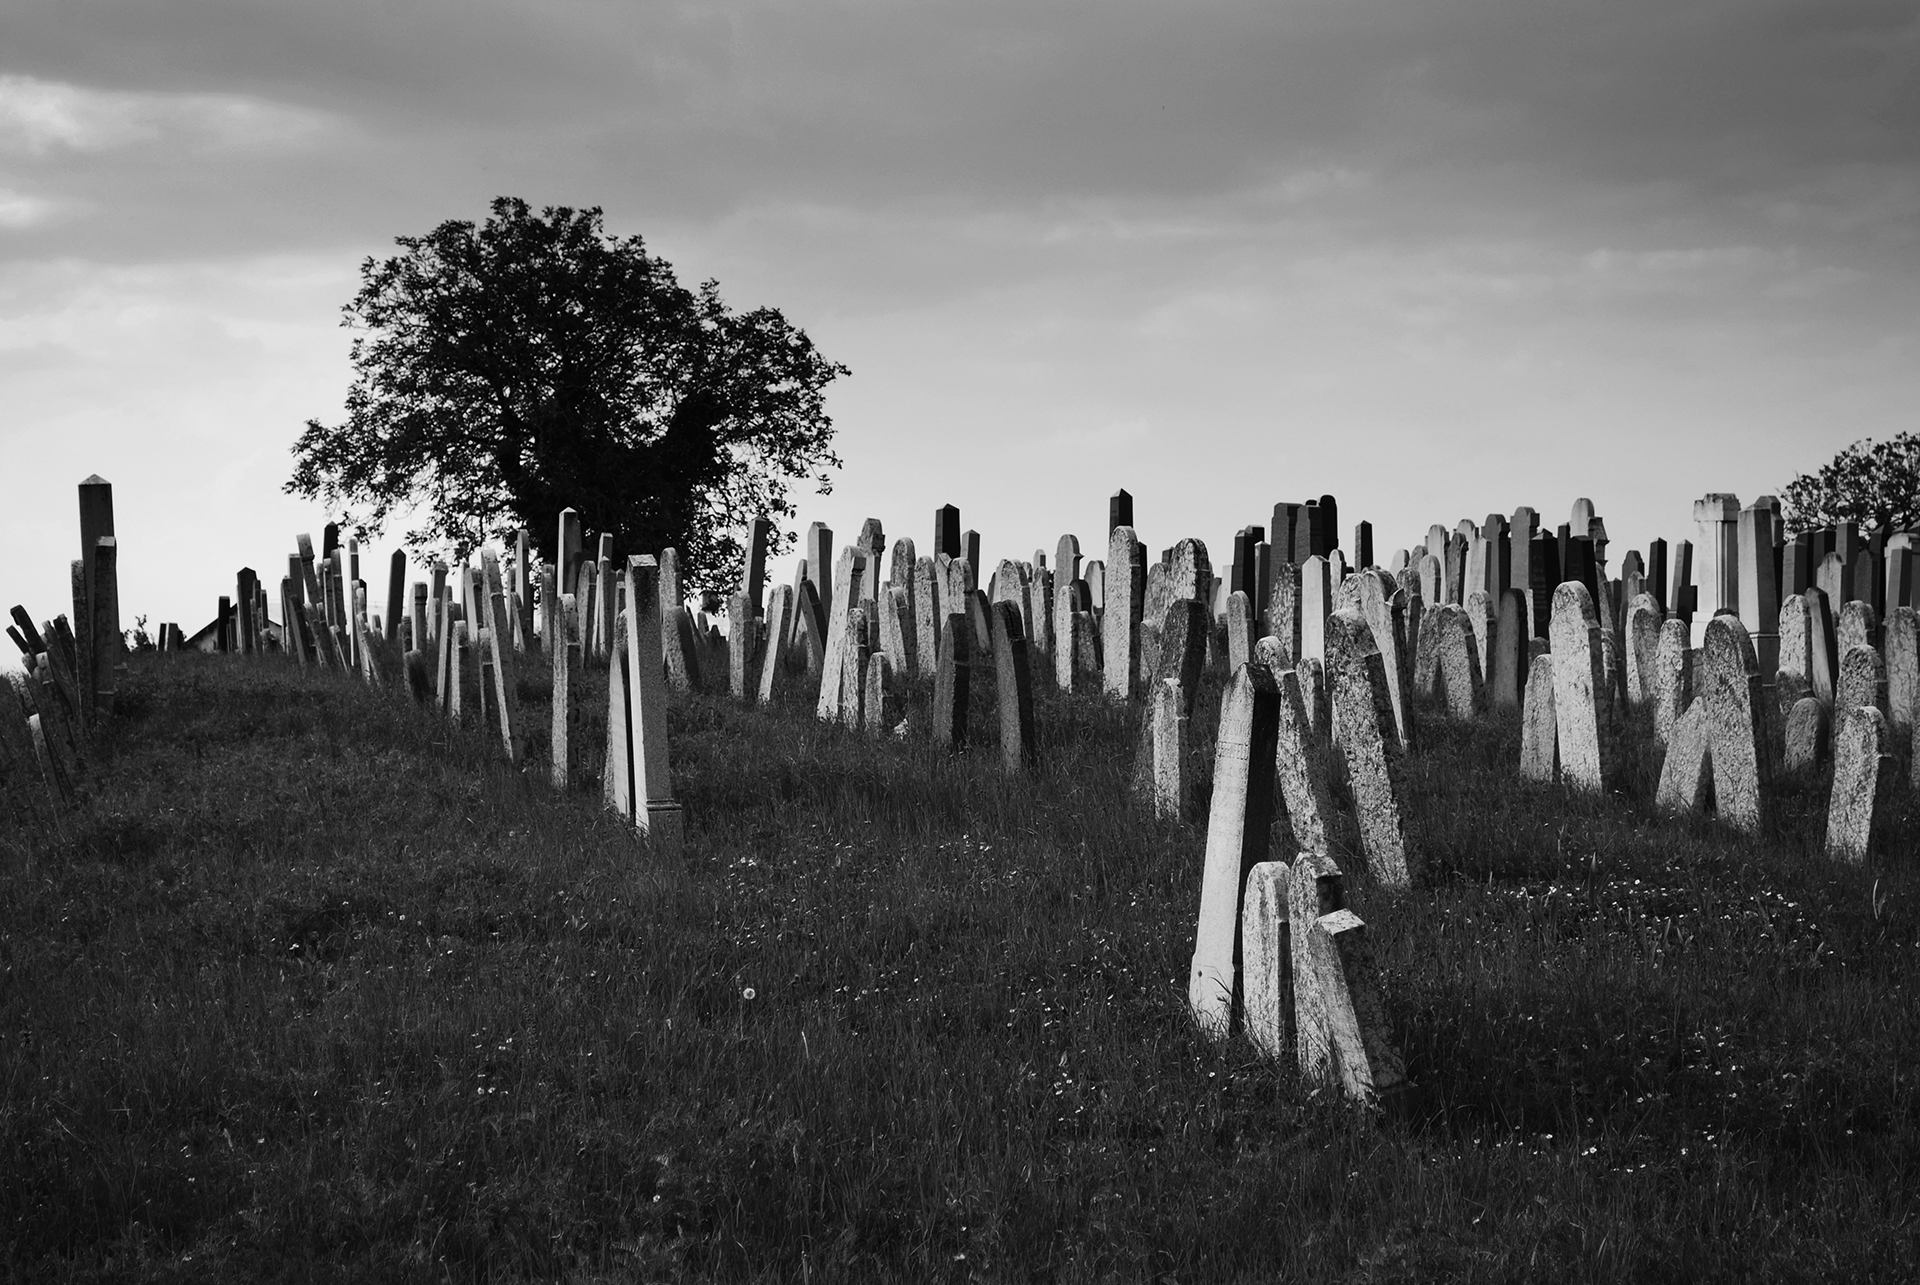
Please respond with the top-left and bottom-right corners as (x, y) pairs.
(1658, 615), (1772, 832)
(991, 601), (1037, 774)
(1826, 705), (1891, 864)
(1240, 861), (1291, 1060)
(1429, 603), (1484, 719)
(1549, 581), (1612, 793)
(1151, 677), (1188, 821)
(623, 556), (683, 853)
(1226, 590), (1254, 677)
(1288, 855), (1406, 1106)
(728, 592), (759, 699)
(932, 611), (971, 752)
(758, 585), (795, 705)
(1357, 570), (1415, 747)
(1888, 607), (1918, 758)
(839, 605), (870, 729)
(914, 556), (941, 677)
(1131, 600), (1210, 801)
(1651, 618), (1691, 747)
(1300, 556), (1332, 666)
(1838, 600), (1877, 659)
(1518, 653), (1558, 781)
(1326, 609), (1418, 888)
(816, 547), (866, 722)
(1837, 643), (1886, 717)
(1783, 696), (1827, 775)
(1625, 596), (1662, 708)
(1189, 662), (1282, 1038)
(1488, 588), (1528, 714)
(864, 653), (900, 733)
(1464, 589), (1494, 681)
(1259, 646), (1343, 854)
(1103, 525), (1146, 700)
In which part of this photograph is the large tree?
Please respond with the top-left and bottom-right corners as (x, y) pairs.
(288, 197), (846, 588)
(1780, 432), (1920, 536)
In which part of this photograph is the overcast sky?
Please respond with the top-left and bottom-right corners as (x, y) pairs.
(2, 0), (1916, 638)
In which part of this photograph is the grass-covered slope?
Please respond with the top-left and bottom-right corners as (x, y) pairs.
(2, 651), (1916, 1282)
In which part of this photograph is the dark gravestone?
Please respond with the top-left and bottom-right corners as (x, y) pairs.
(1272, 502), (1303, 567)
(744, 516), (772, 614)
(1648, 537), (1670, 610)
(991, 602), (1037, 773)
(1109, 489), (1134, 533)
(322, 522), (340, 558)
(1353, 521), (1373, 572)
(935, 505), (962, 559)
(1318, 494), (1340, 554)
(1297, 500), (1319, 566)
(933, 611), (971, 752)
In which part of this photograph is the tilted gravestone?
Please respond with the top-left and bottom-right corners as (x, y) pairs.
(1189, 662), (1282, 1038)
(864, 653), (900, 733)
(880, 584), (915, 687)
(1464, 589), (1494, 681)
(1268, 560), (1301, 664)
(1288, 855), (1406, 1106)
(932, 611), (971, 753)
(816, 547), (867, 722)
(625, 556), (684, 854)
(1326, 609), (1418, 888)
(1549, 581), (1612, 793)
(1838, 599), (1877, 658)
(991, 601), (1037, 774)
(1805, 587), (1838, 704)
(1783, 696), (1827, 775)
(1357, 570), (1415, 748)
(1429, 603), (1485, 720)
(1226, 591), (1255, 675)
(1268, 657), (1342, 855)
(758, 585), (795, 705)
(913, 556), (941, 678)
(728, 591), (758, 700)
(1657, 700), (1713, 815)
(1826, 705), (1891, 864)
(839, 605), (870, 729)
(1519, 654), (1558, 782)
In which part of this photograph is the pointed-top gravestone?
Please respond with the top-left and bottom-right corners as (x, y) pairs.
(1109, 489), (1133, 532)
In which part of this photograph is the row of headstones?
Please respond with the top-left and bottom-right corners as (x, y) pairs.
(1, 476), (124, 835)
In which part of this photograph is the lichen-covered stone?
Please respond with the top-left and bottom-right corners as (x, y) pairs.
(1325, 609), (1417, 888)
(1430, 603), (1484, 719)
(1836, 643), (1886, 717)
(1699, 614), (1772, 834)
(1656, 700), (1712, 815)
(1783, 695), (1827, 775)
(1240, 861), (1291, 1061)
(1549, 581), (1611, 793)
(1519, 653), (1557, 781)
(1826, 705), (1891, 864)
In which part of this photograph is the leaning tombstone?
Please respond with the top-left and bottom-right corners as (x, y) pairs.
(864, 653), (901, 733)
(604, 610), (634, 819)
(1888, 607), (1918, 757)
(839, 606), (869, 729)
(914, 556), (942, 677)
(1825, 705), (1891, 864)
(1188, 662), (1282, 1038)
(1464, 589), (1494, 680)
(932, 611), (971, 752)
(1272, 663), (1342, 854)
(1357, 570), (1415, 747)
(1430, 603), (1485, 720)
(1655, 700), (1714, 817)
(479, 552), (521, 761)
(1240, 861), (1292, 1061)
(816, 547), (867, 722)
(1325, 610), (1418, 888)
(1288, 855), (1407, 1106)
(1226, 590), (1254, 674)
(625, 557), (685, 852)
(1625, 597), (1661, 708)
(991, 601), (1037, 773)
(758, 585), (795, 705)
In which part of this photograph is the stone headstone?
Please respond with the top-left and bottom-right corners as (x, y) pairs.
(1836, 643), (1886, 716)
(1273, 664), (1342, 854)
(889, 537), (916, 591)
(1656, 699), (1713, 815)
(1300, 556), (1331, 666)
(1430, 603), (1484, 720)
(1103, 525), (1145, 700)
(1326, 609), (1417, 888)
(839, 605), (869, 729)
(1805, 586), (1837, 704)
(1651, 618), (1691, 747)
(816, 547), (866, 722)
(1288, 855), (1406, 1106)
(1109, 489), (1133, 532)
(1783, 696), (1827, 774)
(1268, 561), (1301, 664)
(1887, 607), (1918, 757)
(727, 591), (758, 699)
(1825, 705), (1891, 864)
(1240, 861), (1291, 1061)
(604, 610), (634, 818)
(1188, 662), (1282, 1038)
(548, 572), (580, 788)
(913, 556), (941, 677)
(1357, 571), (1415, 747)
(1226, 591), (1254, 673)
(624, 556), (683, 853)
(932, 612), (971, 752)
(1837, 599), (1877, 659)
(863, 653), (901, 733)
(1130, 599), (1210, 798)
(1549, 581), (1612, 793)
(991, 601), (1037, 774)
(1625, 596), (1661, 708)
(1489, 588), (1528, 713)
(1055, 534), (1082, 584)
(1699, 614), (1773, 834)
(759, 585), (795, 704)
(1151, 677), (1188, 821)
(1518, 654), (1557, 781)
(880, 584), (915, 687)
(1071, 609), (1100, 686)
(933, 506), (961, 559)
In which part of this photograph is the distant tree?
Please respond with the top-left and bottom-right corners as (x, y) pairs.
(288, 197), (846, 589)
(1780, 432), (1920, 536)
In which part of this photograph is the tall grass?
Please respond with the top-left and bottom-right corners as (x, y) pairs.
(1, 647), (1915, 1281)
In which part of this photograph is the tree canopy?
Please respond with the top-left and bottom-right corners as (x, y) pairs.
(1780, 432), (1920, 536)
(288, 197), (846, 588)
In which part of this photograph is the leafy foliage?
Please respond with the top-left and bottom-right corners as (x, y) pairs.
(288, 197), (846, 588)
(1780, 432), (1920, 536)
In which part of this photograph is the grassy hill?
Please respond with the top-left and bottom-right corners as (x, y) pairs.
(2, 649), (1917, 1281)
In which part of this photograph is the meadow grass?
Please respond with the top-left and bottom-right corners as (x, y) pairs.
(2, 646), (1917, 1282)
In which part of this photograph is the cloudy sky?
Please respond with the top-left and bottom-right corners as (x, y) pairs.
(2, 0), (1916, 637)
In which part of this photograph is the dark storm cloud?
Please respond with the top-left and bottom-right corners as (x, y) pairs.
(3, 0), (1915, 262)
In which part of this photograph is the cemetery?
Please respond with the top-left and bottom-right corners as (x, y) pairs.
(3, 474), (1917, 1279)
